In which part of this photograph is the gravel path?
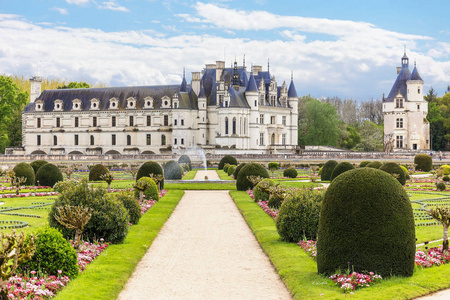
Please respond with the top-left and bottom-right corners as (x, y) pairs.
(118, 187), (292, 299)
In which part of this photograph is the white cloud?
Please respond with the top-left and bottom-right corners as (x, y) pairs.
(66, 0), (92, 5)
(99, 2), (130, 12)
(51, 7), (69, 15)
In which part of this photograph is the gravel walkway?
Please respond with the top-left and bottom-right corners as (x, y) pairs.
(118, 179), (291, 299)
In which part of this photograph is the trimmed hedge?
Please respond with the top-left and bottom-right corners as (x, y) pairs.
(13, 162), (35, 186)
(227, 165), (237, 176)
(330, 162), (355, 181)
(115, 193), (142, 224)
(35, 163), (63, 187)
(365, 161), (382, 169)
(380, 162), (406, 185)
(320, 160), (338, 181)
(30, 160), (48, 176)
(414, 154), (432, 172)
(223, 164), (231, 173)
(317, 168), (415, 277)
(283, 167), (298, 178)
(133, 177), (159, 201)
(236, 163), (269, 191)
(441, 165), (450, 175)
(218, 155), (238, 170)
(178, 155), (192, 171)
(268, 194), (282, 209)
(437, 182), (446, 191)
(253, 179), (275, 202)
(164, 160), (183, 180)
(233, 163), (247, 179)
(401, 165), (411, 180)
(359, 161), (371, 168)
(136, 161), (164, 189)
(89, 164), (109, 181)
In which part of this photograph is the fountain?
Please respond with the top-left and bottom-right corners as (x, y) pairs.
(181, 147), (208, 179)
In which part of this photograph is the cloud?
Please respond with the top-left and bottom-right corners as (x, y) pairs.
(66, 0), (92, 5)
(99, 1), (130, 12)
(51, 7), (69, 15)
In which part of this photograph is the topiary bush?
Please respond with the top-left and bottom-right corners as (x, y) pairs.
(276, 189), (323, 242)
(283, 167), (298, 178)
(253, 179), (275, 202)
(236, 163), (269, 191)
(133, 177), (159, 201)
(178, 155), (192, 171)
(223, 163), (230, 174)
(49, 179), (129, 244)
(441, 165), (450, 175)
(35, 163), (63, 187)
(20, 227), (78, 278)
(317, 168), (415, 277)
(330, 162), (355, 181)
(218, 155), (238, 170)
(88, 164), (109, 181)
(164, 160), (183, 180)
(365, 161), (382, 169)
(136, 161), (164, 188)
(227, 165), (237, 176)
(30, 160), (48, 176)
(268, 194), (282, 209)
(318, 167), (323, 176)
(13, 162), (35, 186)
(114, 193), (141, 224)
(436, 182), (446, 191)
(401, 165), (410, 180)
(233, 163), (247, 179)
(380, 162), (406, 185)
(320, 160), (338, 181)
(268, 162), (280, 174)
(359, 161), (371, 168)
(443, 175), (450, 182)
(414, 154), (432, 172)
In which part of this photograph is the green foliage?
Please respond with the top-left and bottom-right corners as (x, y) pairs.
(164, 160), (183, 180)
(177, 155), (192, 171)
(441, 165), (450, 175)
(317, 168), (415, 277)
(366, 161), (382, 169)
(58, 82), (91, 89)
(359, 161), (371, 168)
(233, 163), (247, 179)
(320, 160), (338, 181)
(35, 163), (63, 187)
(223, 163), (230, 173)
(437, 182), (446, 191)
(317, 167), (322, 175)
(330, 162), (355, 181)
(443, 175), (450, 182)
(30, 160), (48, 176)
(227, 165), (237, 176)
(415, 154), (433, 172)
(400, 165), (410, 180)
(49, 179), (129, 244)
(354, 121), (383, 151)
(338, 125), (361, 149)
(253, 179), (275, 202)
(268, 194), (282, 209)
(88, 164), (109, 181)
(20, 227), (78, 278)
(13, 163), (35, 186)
(136, 161), (164, 188)
(236, 163), (269, 191)
(276, 190), (323, 242)
(268, 162), (280, 173)
(114, 193), (141, 225)
(380, 162), (406, 185)
(283, 167), (298, 178)
(133, 177), (159, 201)
(218, 155), (238, 170)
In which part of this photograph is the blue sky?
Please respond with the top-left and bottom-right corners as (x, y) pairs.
(1, 0), (449, 100)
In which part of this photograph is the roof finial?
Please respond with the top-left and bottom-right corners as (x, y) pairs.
(267, 58), (270, 72)
(414, 59), (416, 67)
(404, 45), (406, 55)
(243, 54), (245, 68)
(291, 70), (293, 81)
(183, 67), (185, 78)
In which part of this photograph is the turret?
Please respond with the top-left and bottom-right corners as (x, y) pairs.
(30, 76), (42, 103)
(245, 73), (258, 110)
(406, 61), (424, 102)
(287, 73), (298, 111)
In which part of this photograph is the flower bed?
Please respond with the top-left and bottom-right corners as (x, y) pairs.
(257, 200), (278, 219)
(415, 246), (450, 268)
(330, 272), (382, 293)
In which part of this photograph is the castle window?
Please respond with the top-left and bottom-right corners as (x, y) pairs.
(129, 116), (134, 127)
(112, 134), (116, 146)
(181, 119), (184, 126)
(260, 133), (264, 146)
(174, 120), (178, 126)
(282, 116), (286, 126)
(225, 117), (229, 135)
(127, 97), (137, 109)
(112, 116), (116, 127)
(37, 135), (41, 146)
(161, 96), (171, 108)
(232, 117), (236, 135)
(164, 115), (169, 126)
(37, 118), (41, 128)
(90, 135), (94, 146)
(36, 100), (44, 111)
(396, 136), (403, 148)
(174, 138), (177, 145)
(270, 116), (275, 124)
(109, 97), (119, 110)
(395, 98), (404, 108)
(127, 135), (131, 146)
(90, 98), (99, 110)
(282, 133), (286, 145)
(271, 95), (276, 106)
(74, 134), (79, 146)
(146, 134), (151, 145)
(56, 117), (60, 128)
(244, 118), (247, 135)
(147, 115), (151, 126)
(144, 97), (154, 109)
(260, 114), (264, 124)
(72, 99), (81, 111)
(271, 133), (275, 145)
(255, 100), (257, 107)
(161, 134), (166, 145)
(53, 136), (57, 146)
(417, 105), (420, 110)
(181, 138), (184, 145)
(54, 99), (64, 111)
(418, 88), (421, 94)
(93, 116), (97, 127)
(74, 117), (79, 128)
(396, 118), (403, 128)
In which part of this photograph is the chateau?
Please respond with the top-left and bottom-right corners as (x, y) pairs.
(21, 59), (299, 155)
(382, 52), (430, 151)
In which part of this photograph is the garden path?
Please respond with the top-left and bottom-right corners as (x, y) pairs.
(117, 189), (292, 300)
(194, 169), (220, 180)
(417, 289), (450, 299)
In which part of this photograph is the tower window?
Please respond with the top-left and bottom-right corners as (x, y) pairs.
(146, 134), (151, 145)
(396, 136), (403, 148)
(56, 117), (60, 128)
(232, 117), (236, 135)
(93, 116), (97, 127)
(129, 116), (134, 127)
(37, 118), (41, 128)
(147, 115), (151, 126)
(164, 115), (169, 126)
(127, 135), (131, 146)
(418, 88), (421, 94)
(282, 116), (287, 126)
(112, 134), (116, 145)
(90, 135), (94, 146)
(74, 117), (79, 128)
(260, 133), (264, 146)
(53, 136), (57, 146)
(225, 117), (229, 135)
(161, 134), (166, 145)
(37, 135), (41, 146)
(396, 118), (403, 128)
(112, 116), (116, 127)
(260, 114), (264, 124)
(174, 138), (177, 145)
(74, 134), (79, 146)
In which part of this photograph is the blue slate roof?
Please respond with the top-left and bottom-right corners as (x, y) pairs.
(198, 83), (206, 98)
(409, 65), (423, 81)
(245, 73), (258, 92)
(227, 85), (250, 108)
(385, 59), (412, 102)
(288, 79), (298, 98)
(180, 75), (187, 92)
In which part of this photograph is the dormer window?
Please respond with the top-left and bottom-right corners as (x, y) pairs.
(72, 98), (82, 111)
(90, 98), (100, 110)
(161, 96), (171, 108)
(35, 100), (44, 111)
(54, 99), (64, 111)
(144, 97), (154, 109)
(127, 97), (137, 109)
(109, 97), (119, 110)
(395, 98), (404, 108)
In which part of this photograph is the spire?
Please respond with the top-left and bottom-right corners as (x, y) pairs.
(409, 62), (423, 81)
(233, 57), (239, 90)
(245, 73), (258, 92)
(180, 68), (187, 92)
(267, 58), (270, 72)
(243, 54), (245, 69)
(402, 50), (409, 68)
(198, 82), (206, 98)
(288, 72), (298, 98)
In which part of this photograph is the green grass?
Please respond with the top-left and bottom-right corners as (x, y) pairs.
(165, 182), (236, 190)
(182, 170), (197, 180)
(230, 190), (450, 299)
(216, 170), (234, 180)
(54, 190), (184, 300)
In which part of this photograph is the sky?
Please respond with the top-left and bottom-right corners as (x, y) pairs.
(0, 0), (449, 100)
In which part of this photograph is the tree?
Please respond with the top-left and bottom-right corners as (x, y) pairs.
(338, 124), (361, 149)
(428, 206), (450, 255)
(57, 82), (90, 89)
(54, 205), (93, 250)
(360, 99), (383, 125)
(355, 121), (383, 151)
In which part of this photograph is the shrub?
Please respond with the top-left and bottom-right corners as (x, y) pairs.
(441, 165), (450, 175)
(437, 182), (446, 191)
(414, 154), (432, 172)
(365, 161), (382, 169)
(276, 190), (323, 242)
(268, 194), (282, 209)
(283, 167), (298, 178)
(253, 179), (276, 202)
(35, 163), (63, 187)
(233, 163), (247, 179)
(317, 168), (415, 277)
(49, 179), (129, 244)
(320, 160), (338, 181)
(218, 155), (238, 170)
(330, 162), (355, 181)
(164, 160), (183, 180)
(223, 163), (230, 173)
(136, 161), (164, 188)
(359, 161), (371, 168)
(88, 164), (109, 181)
(227, 165), (237, 176)
(178, 155), (192, 171)
(443, 175), (450, 182)
(401, 165), (410, 180)
(114, 193), (141, 224)
(317, 167), (323, 176)
(268, 162), (280, 173)
(133, 177), (159, 201)
(30, 160), (48, 176)
(380, 162), (406, 185)
(13, 163), (35, 186)
(20, 227), (78, 278)
(236, 163), (269, 191)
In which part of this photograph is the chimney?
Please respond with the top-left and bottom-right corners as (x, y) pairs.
(191, 72), (201, 95)
(253, 65), (262, 75)
(216, 60), (224, 82)
(29, 76), (42, 103)
(396, 67), (401, 75)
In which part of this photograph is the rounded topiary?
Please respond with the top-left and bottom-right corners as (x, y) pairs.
(268, 162), (280, 173)
(283, 167), (298, 178)
(317, 168), (415, 277)
(330, 162), (355, 181)
(268, 194), (283, 209)
(136, 161), (164, 188)
(13, 162), (35, 186)
(20, 227), (78, 278)
(380, 162), (406, 185)
(236, 163), (269, 191)
(30, 160), (48, 176)
(227, 165), (237, 176)
(35, 163), (63, 187)
(437, 182), (446, 191)
(218, 155), (238, 170)
(253, 179), (276, 202)
(443, 175), (450, 182)
(365, 161), (382, 169)
(441, 165), (450, 175)
(318, 167), (323, 175)
(320, 160), (338, 181)
(178, 155), (192, 171)
(414, 154), (432, 172)
(233, 163), (247, 179)
(359, 161), (371, 168)
(276, 190), (323, 242)
(115, 193), (141, 224)
(164, 160), (183, 180)
(223, 163), (230, 173)
(401, 165), (411, 180)
(134, 177), (159, 201)
(89, 164), (109, 181)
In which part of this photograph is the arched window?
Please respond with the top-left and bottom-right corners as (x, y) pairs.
(225, 117), (229, 135)
(271, 133), (275, 145)
(161, 134), (166, 146)
(127, 135), (131, 146)
(53, 136), (57, 146)
(90, 135), (94, 146)
(232, 117), (237, 135)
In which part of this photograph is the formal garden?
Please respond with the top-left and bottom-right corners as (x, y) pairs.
(0, 153), (449, 299)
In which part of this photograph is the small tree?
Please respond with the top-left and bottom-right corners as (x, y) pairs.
(11, 176), (26, 195)
(428, 206), (450, 255)
(127, 164), (139, 180)
(133, 180), (150, 201)
(247, 175), (264, 187)
(100, 173), (114, 192)
(268, 162), (280, 175)
(59, 164), (78, 179)
(6, 169), (15, 186)
(54, 205), (93, 250)
(149, 173), (164, 190)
